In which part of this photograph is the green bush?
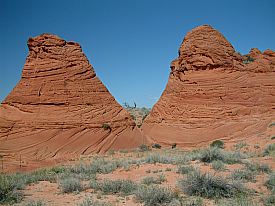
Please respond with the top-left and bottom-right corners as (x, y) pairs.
(78, 197), (111, 206)
(264, 194), (275, 206)
(178, 170), (247, 198)
(211, 160), (226, 171)
(134, 185), (178, 206)
(200, 147), (224, 163)
(141, 174), (166, 185)
(231, 169), (256, 182)
(92, 179), (137, 195)
(210, 140), (224, 149)
(24, 200), (45, 206)
(177, 165), (196, 175)
(265, 173), (275, 191)
(245, 162), (272, 174)
(242, 55), (255, 64)
(234, 142), (248, 150)
(58, 176), (83, 193)
(152, 143), (162, 149)
(216, 196), (258, 206)
(263, 143), (275, 157)
(0, 173), (25, 204)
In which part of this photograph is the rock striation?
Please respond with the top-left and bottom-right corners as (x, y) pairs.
(143, 25), (275, 147)
(0, 34), (142, 160)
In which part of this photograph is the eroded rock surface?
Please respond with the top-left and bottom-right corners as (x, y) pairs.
(143, 25), (275, 147)
(0, 34), (142, 161)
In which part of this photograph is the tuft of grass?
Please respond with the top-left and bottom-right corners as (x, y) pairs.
(210, 140), (224, 149)
(58, 176), (83, 193)
(211, 160), (226, 171)
(134, 185), (178, 206)
(231, 169), (256, 182)
(234, 142), (248, 150)
(91, 179), (137, 195)
(24, 200), (45, 206)
(216, 196), (258, 206)
(78, 197), (111, 206)
(263, 143), (275, 157)
(244, 162), (272, 174)
(141, 174), (166, 185)
(178, 170), (247, 198)
(177, 165), (197, 175)
(265, 173), (275, 191)
(181, 197), (203, 206)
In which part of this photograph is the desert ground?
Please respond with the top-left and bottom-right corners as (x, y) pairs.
(0, 122), (274, 206)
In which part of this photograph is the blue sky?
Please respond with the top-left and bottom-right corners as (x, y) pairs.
(0, 0), (274, 107)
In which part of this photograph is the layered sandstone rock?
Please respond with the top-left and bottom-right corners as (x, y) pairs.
(0, 34), (142, 160)
(143, 25), (275, 147)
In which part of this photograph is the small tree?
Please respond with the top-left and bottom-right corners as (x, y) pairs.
(210, 140), (224, 149)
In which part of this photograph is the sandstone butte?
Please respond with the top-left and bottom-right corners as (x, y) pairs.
(0, 34), (143, 163)
(142, 25), (275, 147)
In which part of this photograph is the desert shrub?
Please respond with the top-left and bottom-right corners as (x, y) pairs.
(211, 160), (226, 171)
(134, 185), (178, 206)
(172, 143), (177, 149)
(242, 55), (255, 64)
(271, 136), (275, 140)
(263, 143), (275, 157)
(265, 173), (275, 191)
(178, 170), (247, 198)
(216, 196), (258, 206)
(199, 147), (224, 163)
(139, 144), (150, 152)
(152, 143), (162, 149)
(0, 174), (23, 204)
(24, 200), (45, 206)
(264, 194), (275, 206)
(92, 179), (137, 195)
(102, 123), (111, 130)
(89, 158), (131, 174)
(58, 176), (83, 193)
(210, 140), (224, 149)
(181, 197), (203, 206)
(78, 197), (111, 206)
(177, 165), (197, 175)
(231, 169), (256, 182)
(141, 174), (166, 185)
(269, 122), (275, 127)
(144, 153), (186, 165)
(244, 162), (272, 174)
(234, 142), (248, 150)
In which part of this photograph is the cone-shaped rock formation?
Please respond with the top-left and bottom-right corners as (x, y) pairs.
(143, 25), (275, 147)
(0, 34), (142, 160)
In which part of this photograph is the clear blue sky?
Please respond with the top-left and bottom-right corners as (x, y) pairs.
(0, 0), (274, 107)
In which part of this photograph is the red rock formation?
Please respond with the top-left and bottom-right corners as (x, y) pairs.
(0, 34), (142, 160)
(143, 25), (275, 147)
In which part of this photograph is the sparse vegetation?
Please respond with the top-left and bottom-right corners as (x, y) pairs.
(78, 197), (111, 206)
(172, 143), (177, 149)
(134, 185), (178, 206)
(264, 194), (275, 206)
(58, 175), (83, 193)
(265, 173), (275, 191)
(102, 123), (111, 131)
(263, 143), (275, 156)
(138, 144), (150, 152)
(178, 170), (247, 198)
(177, 165), (197, 175)
(141, 174), (166, 185)
(152, 143), (162, 149)
(242, 55), (255, 64)
(210, 140), (224, 149)
(91, 179), (137, 195)
(234, 142), (248, 150)
(216, 196), (258, 206)
(24, 200), (45, 206)
(211, 160), (226, 171)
